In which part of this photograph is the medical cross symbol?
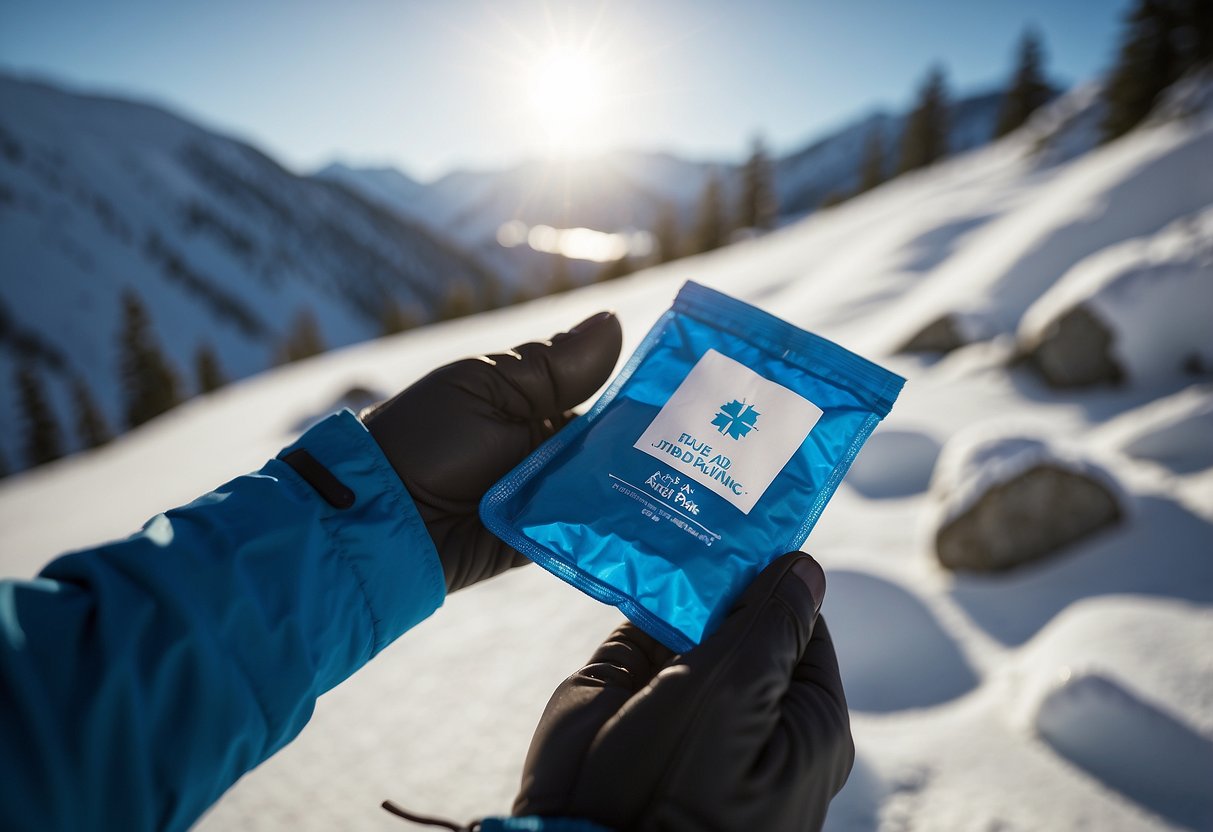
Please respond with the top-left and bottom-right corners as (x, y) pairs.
(711, 399), (760, 440)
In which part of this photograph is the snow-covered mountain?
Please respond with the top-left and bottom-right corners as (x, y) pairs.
(775, 90), (1010, 214)
(0, 74), (501, 472)
(319, 89), (1022, 272)
(2, 75), (1210, 831)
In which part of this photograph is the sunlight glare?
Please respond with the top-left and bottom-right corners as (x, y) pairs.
(527, 46), (608, 150)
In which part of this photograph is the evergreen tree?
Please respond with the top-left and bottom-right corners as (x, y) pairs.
(280, 308), (326, 363)
(16, 365), (64, 467)
(819, 190), (850, 210)
(996, 28), (1052, 137)
(652, 202), (681, 263)
(440, 281), (477, 319)
(739, 135), (777, 230)
(119, 290), (182, 429)
(1184, 0), (1213, 66)
(1102, 0), (1213, 141)
(379, 298), (421, 336)
(898, 66), (951, 174)
(858, 127), (887, 193)
(194, 344), (227, 394)
(596, 255), (633, 283)
(547, 254), (576, 295)
(72, 376), (111, 449)
(1101, 0), (1180, 141)
(693, 172), (728, 254)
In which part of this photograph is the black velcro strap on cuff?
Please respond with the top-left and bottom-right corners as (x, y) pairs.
(280, 449), (356, 509)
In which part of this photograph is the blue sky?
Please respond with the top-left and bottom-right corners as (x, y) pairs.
(1, 0), (1128, 181)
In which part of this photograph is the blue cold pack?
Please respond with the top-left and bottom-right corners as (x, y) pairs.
(480, 281), (905, 652)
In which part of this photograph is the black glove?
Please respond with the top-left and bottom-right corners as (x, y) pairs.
(514, 552), (853, 832)
(362, 311), (622, 592)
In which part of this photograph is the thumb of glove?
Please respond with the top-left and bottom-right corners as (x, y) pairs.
(482, 311), (623, 422)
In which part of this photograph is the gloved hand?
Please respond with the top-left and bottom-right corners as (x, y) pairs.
(514, 552), (853, 832)
(362, 311), (622, 592)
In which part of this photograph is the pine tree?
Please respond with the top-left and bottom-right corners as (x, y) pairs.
(819, 190), (850, 210)
(739, 135), (777, 230)
(379, 298), (421, 335)
(194, 344), (227, 394)
(898, 66), (951, 174)
(16, 365), (64, 467)
(72, 376), (111, 449)
(1102, 0), (1183, 141)
(280, 308), (326, 363)
(596, 255), (633, 283)
(693, 172), (728, 253)
(858, 127), (887, 193)
(996, 28), (1052, 137)
(1184, 0), (1213, 66)
(119, 290), (182, 429)
(653, 202), (681, 263)
(440, 281), (477, 319)
(547, 254), (576, 295)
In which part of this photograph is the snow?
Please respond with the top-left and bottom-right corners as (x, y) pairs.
(0, 74), (498, 469)
(928, 424), (1129, 525)
(1034, 673), (1213, 830)
(1019, 206), (1213, 382)
(2, 74), (1213, 832)
(1097, 384), (1213, 475)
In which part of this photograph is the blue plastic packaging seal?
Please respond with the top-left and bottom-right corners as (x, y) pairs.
(480, 281), (905, 652)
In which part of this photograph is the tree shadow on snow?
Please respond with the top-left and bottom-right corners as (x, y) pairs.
(898, 213), (998, 273)
(823, 571), (979, 712)
(949, 494), (1213, 647)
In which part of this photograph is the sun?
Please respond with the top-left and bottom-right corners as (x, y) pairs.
(526, 46), (609, 151)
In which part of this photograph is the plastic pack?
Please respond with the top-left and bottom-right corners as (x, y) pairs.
(481, 281), (904, 651)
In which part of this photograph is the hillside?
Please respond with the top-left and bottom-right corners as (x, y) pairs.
(1, 78), (1210, 831)
(0, 74), (501, 473)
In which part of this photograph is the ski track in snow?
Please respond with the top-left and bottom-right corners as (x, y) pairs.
(2, 83), (1213, 831)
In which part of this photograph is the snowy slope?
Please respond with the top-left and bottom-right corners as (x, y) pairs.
(2, 81), (1212, 832)
(0, 74), (500, 471)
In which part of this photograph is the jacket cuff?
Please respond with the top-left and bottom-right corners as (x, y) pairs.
(479, 818), (613, 832)
(278, 410), (445, 654)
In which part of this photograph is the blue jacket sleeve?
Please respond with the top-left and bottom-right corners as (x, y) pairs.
(0, 410), (446, 832)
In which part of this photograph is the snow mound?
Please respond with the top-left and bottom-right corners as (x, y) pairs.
(1098, 384), (1213, 474)
(844, 429), (941, 498)
(1034, 671), (1213, 830)
(1019, 207), (1213, 385)
(821, 571), (979, 712)
(930, 425), (1127, 525)
(930, 425), (1127, 571)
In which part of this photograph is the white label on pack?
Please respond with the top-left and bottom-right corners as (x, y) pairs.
(633, 349), (822, 514)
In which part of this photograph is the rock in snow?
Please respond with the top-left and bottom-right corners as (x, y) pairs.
(930, 427), (1125, 572)
(898, 314), (969, 354)
(898, 310), (996, 355)
(1021, 304), (1124, 387)
(1019, 207), (1213, 387)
